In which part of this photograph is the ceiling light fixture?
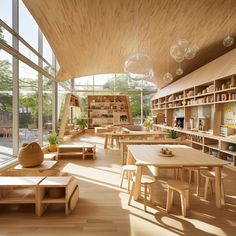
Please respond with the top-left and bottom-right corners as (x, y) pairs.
(223, 0), (234, 47)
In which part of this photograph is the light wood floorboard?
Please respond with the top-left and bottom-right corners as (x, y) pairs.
(0, 134), (235, 236)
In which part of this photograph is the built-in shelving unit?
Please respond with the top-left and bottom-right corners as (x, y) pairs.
(87, 95), (133, 128)
(152, 75), (236, 169)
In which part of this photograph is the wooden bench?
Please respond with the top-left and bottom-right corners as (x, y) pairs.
(0, 176), (79, 216)
(57, 144), (96, 160)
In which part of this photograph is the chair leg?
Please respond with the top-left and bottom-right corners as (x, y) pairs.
(185, 189), (189, 209)
(144, 184), (147, 212)
(188, 169), (192, 184)
(221, 180), (225, 205)
(180, 191), (187, 217)
(127, 172), (131, 192)
(148, 184), (153, 203)
(166, 188), (173, 212)
(119, 170), (125, 188)
(128, 181), (135, 206)
(196, 170), (200, 196)
(204, 177), (210, 200)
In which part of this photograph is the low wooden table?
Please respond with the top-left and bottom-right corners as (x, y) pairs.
(38, 176), (79, 216)
(103, 131), (167, 149)
(57, 144), (96, 160)
(0, 176), (45, 216)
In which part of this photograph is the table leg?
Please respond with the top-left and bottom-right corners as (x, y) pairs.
(133, 165), (142, 200)
(120, 143), (124, 165)
(127, 150), (135, 165)
(104, 134), (108, 149)
(214, 166), (222, 208)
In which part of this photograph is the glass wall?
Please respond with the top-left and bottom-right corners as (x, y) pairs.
(43, 76), (53, 145)
(0, 0), (58, 165)
(19, 61), (38, 146)
(73, 73), (156, 124)
(0, 49), (13, 163)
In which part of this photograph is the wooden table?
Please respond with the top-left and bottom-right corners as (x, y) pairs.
(103, 131), (167, 149)
(127, 145), (229, 208)
(119, 139), (190, 165)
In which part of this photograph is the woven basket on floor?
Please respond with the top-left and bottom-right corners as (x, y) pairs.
(18, 142), (44, 167)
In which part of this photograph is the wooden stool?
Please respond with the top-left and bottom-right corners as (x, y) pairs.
(120, 165), (136, 191)
(128, 175), (156, 212)
(166, 180), (189, 217)
(184, 167), (207, 196)
(200, 170), (225, 204)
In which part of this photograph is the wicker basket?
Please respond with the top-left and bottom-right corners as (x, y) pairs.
(18, 142), (44, 167)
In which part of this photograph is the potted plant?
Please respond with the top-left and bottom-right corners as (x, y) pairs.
(168, 130), (178, 139)
(143, 116), (154, 131)
(76, 118), (87, 130)
(47, 132), (58, 152)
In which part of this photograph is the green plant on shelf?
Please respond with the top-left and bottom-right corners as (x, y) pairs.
(168, 130), (178, 139)
(76, 118), (87, 130)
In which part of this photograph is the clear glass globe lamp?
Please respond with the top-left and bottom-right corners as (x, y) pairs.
(124, 52), (153, 80)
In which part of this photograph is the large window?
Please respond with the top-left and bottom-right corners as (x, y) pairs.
(0, 0), (58, 165)
(19, 61), (38, 146)
(73, 73), (156, 124)
(0, 49), (13, 163)
(43, 77), (53, 145)
(19, 0), (38, 50)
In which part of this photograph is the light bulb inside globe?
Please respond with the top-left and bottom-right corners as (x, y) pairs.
(163, 72), (173, 83)
(223, 35), (234, 47)
(176, 67), (184, 76)
(124, 52), (153, 80)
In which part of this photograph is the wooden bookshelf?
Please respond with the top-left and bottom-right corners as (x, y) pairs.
(87, 95), (133, 128)
(151, 51), (236, 169)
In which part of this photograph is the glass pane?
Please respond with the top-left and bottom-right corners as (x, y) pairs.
(19, 0), (38, 50)
(43, 77), (53, 145)
(19, 61), (38, 145)
(0, 27), (13, 46)
(0, 0), (12, 27)
(43, 35), (52, 64)
(19, 41), (38, 64)
(0, 49), (13, 163)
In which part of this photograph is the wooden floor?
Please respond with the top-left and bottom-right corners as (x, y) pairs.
(0, 134), (236, 236)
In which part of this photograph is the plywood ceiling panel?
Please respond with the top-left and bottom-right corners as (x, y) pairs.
(23, 0), (236, 88)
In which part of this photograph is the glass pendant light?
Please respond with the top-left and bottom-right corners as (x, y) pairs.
(170, 38), (189, 62)
(223, 35), (234, 47)
(223, 0), (234, 47)
(176, 67), (183, 76)
(163, 72), (173, 83)
(124, 52), (153, 80)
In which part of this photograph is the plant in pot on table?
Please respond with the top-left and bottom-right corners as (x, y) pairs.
(47, 132), (58, 152)
(76, 118), (87, 130)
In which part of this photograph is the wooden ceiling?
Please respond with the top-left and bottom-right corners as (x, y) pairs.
(23, 0), (236, 88)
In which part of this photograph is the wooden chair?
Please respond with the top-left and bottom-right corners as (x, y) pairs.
(166, 180), (190, 217)
(128, 175), (156, 212)
(200, 170), (225, 204)
(120, 165), (136, 191)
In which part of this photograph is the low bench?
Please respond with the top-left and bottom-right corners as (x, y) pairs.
(0, 176), (79, 216)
